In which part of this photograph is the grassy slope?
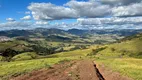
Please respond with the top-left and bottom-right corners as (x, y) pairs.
(0, 57), (78, 79)
(96, 58), (142, 80)
(11, 52), (39, 61)
(0, 40), (29, 52)
(97, 38), (142, 58)
(48, 48), (92, 57)
(95, 37), (142, 80)
(0, 48), (92, 79)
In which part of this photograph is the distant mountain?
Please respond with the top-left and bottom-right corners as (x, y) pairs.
(0, 28), (69, 38)
(0, 28), (142, 44)
(67, 29), (88, 35)
(67, 29), (142, 36)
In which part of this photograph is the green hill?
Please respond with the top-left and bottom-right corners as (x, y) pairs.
(95, 33), (142, 58)
(92, 33), (142, 80)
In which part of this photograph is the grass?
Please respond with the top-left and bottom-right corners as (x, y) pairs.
(92, 38), (142, 80)
(0, 56), (5, 61)
(0, 40), (29, 52)
(96, 58), (142, 80)
(96, 38), (142, 58)
(0, 47), (92, 79)
(48, 48), (92, 57)
(0, 57), (77, 79)
(12, 52), (39, 61)
(63, 46), (75, 51)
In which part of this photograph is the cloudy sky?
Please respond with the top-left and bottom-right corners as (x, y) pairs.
(0, 0), (142, 30)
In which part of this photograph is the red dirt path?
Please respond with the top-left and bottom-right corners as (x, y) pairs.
(10, 60), (132, 80)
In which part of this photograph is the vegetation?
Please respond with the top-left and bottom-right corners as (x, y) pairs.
(89, 33), (142, 80)
(96, 58), (142, 80)
(0, 57), (77, 79)
(12, 52), (39, 61)
(0, 29), (142, 80)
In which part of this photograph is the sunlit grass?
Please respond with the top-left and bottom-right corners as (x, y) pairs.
(0, 57), (77, 79)
(48, 48), (92, 57)
(96, 58), (142, 80)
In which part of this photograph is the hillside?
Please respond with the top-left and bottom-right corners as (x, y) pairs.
(90, 33), (142, 80)
(95, 33), (142, 58)
(1, 28), (141, 44)
(0, 29), (142, 80)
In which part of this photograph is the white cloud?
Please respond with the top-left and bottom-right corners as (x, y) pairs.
(28, 1), (111, 20)
(112, 2), (142, 17)
(101, 0), (142, 6)
(20, 15), (32, 20)
(0, 21), (33, 30)
(6, 18), (15, 22)
(28, 3), (78, 20)
(35, 21), (48, 25)
(77, 17), (142, 25)
(65, 0), (111, 17)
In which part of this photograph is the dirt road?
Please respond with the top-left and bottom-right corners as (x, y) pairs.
(10, 60), (132, 80)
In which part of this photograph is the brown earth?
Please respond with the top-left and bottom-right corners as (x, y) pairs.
(10, 60), (132, 80)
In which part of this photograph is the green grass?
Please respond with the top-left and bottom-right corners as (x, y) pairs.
(48, 48), (92, 57)
(96, 58), (142, 80)
(97, 38), (142, 58)
(63, 46), (75, 51)
(0, 40), (29, 52)
(92, 38), (142, 80)
(0, 47), (92, 79)
(0, 56), (6, 61)
(0, 57), (77, 79)
(12, 52), (39, 61)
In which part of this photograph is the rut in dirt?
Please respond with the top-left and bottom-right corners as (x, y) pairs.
(94, 64), (105, 80)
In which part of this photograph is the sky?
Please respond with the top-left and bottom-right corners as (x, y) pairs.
(0, 0), (142, 30)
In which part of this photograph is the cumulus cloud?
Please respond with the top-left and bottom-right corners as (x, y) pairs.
(101, 0), (142, 6)
(20, 15), (32, 20)
(0, 21), (33, 30)
(65, 0), (111, 17)
(6, 18), (15, 22)
(77, 17), (142, 25)
(112, 2), (142, 17)
(28, 3), (78, 20)
(27, 0), (142, 21)
(28, 1), (111, 20)
(2, 0), (142, 30)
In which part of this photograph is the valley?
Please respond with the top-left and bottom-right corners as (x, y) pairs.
(0, 28), (142, 80)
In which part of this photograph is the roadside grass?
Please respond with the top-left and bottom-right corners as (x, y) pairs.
(96, 58), (142, 80)
(0, 57), (78, 80)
